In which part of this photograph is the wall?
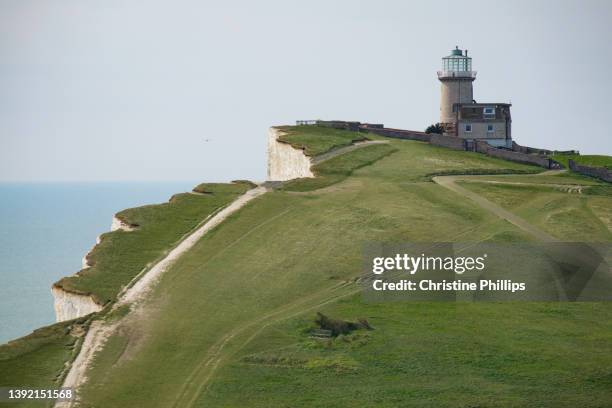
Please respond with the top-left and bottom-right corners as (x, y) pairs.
(360, 126), (432, 142)
(267, 127), (314, 181)
(568, 160), (612, 182)
(476, 140), (552, 168)
(430, 134), (466, 150)
(511, 141), (553, 155)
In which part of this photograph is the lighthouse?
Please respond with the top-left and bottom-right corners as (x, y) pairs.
(438, 46), (476, 132)
(437, 47), (512, 148)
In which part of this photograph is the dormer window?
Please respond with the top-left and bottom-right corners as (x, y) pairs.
(483, 107), (495, 118)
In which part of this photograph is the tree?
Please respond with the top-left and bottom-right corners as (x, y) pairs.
(425, 123), (444, 134)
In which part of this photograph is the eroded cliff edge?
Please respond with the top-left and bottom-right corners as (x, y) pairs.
(267, 127), (314, 181)
(51, 286), (102, 322)
(50, 183), (253, 323)
(51, 216), (132, 322)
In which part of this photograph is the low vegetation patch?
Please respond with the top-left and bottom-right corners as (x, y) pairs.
(314, 312), (372, 337)
(281, 143), (397, 191)
(55, 181), (252, 305)
(275, 125), (368, 156)
(551, 154), (612, 169)
(424, 168), (542, 181)
(192, 180), (256, 194)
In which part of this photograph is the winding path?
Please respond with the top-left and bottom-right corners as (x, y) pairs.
(432, 173), (558, 242)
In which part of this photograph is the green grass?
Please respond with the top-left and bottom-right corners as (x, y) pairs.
(281, 144), (398, 192)
(424, 167), (542, 180)
(0, 318), (88, 408)
(552, 154), (612, 169)
(458, 181), (612, 241)
(77, 134), (598, 407)
(193, 180), (256, 194)
(201, 299), (612, 407)
(464, 171), (601, 186)
(7, 126), (612, 407)
(275, 125), (368, 156)
(54, 181), (252, 305)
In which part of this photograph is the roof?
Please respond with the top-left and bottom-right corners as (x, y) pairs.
(457, 102), (512, 107)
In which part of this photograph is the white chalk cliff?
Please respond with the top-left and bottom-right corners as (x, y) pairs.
(52, 214), (131, 322)
(267, 127), (314, 181)
(52, 286), (102, 322)
(110, 215), (135, 232)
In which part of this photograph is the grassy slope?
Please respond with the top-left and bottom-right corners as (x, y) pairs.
(458, 181), (612, 241)
(54, 182), (252, 305)
(205, 300), (612, 408)
(461, 171), (602, 185)
(282, 143), (398, 192)
(552, 154), (612, 170)
(276, 125), (368, 156)
(74, 131), (612, 407)
(0, 318), (88, 408)
(0, 182), (253, 408)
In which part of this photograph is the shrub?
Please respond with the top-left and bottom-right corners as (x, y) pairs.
(425, 123), (444, 134)
(314, 312), (372, 336)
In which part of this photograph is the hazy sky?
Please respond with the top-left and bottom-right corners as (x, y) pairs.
(1, 0), (611, 182)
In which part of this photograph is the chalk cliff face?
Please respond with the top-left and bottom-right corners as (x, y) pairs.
(267, 127), (314, 181)
(52, 215), (130, 322)
(51, 286), (102, 322)
(111, 215), (135, 232)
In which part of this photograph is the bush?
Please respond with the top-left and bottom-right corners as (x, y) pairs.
(425, 123), (444, 134)
(314, 312), (372, 336)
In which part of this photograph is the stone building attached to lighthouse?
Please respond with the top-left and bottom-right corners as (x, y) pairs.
(438, 47), (512, 149)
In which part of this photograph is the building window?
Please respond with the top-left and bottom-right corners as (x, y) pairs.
(487, 124), (494, 133)
(465, 124), (472, 132)
(483, 107), (495, 118)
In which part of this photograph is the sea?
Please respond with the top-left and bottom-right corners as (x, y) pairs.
(0, 181), (198, 344)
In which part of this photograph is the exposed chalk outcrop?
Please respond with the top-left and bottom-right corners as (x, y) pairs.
(267, 127), (314, 181)
(111, 215), (135, 231)
(51, 286), (103, 322)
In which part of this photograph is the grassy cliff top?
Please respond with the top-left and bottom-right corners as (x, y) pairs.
(54, 181), (253, 306)
(275, 125), (369, 156)
(552, 154), (612, 169)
